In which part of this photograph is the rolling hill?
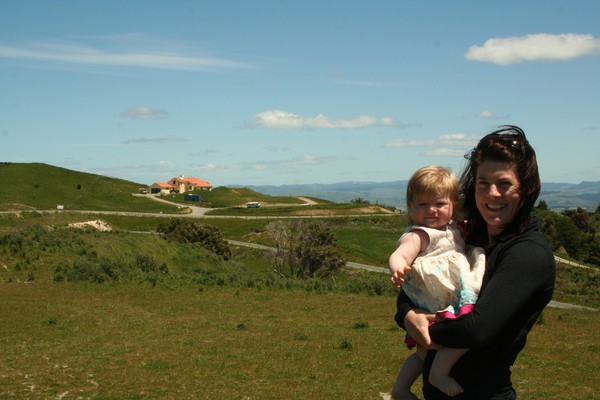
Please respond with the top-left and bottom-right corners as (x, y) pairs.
(246, 180), (600, 211)
(2, 162), (597, 212)
(0, 162), (176, 212)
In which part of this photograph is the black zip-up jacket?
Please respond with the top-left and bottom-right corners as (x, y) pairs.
(395, 218), (556, 399)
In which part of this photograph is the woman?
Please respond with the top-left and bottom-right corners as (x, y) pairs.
(394, 126), (556, 399)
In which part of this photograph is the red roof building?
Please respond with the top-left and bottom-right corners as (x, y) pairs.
(150, 175), (212, 194)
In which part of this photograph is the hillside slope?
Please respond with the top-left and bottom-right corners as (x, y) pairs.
(0, 163), (176, 212)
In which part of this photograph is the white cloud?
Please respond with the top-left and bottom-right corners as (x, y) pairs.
(158, 160), (176, 169)
(478, 110), (494, 118)
(192, 163), (219, 171)
(385, 133), (478, 156)
(0, 40), (251, 71)
(385, 133), (475, 148)
(122, 135), (189, 144)
(247, 155), (336, 170)
(465, 33), (600, 65)
(252, 109), (398, 130)
(190, 154), (335, 175)
(339, 79), (395, 87)
(120, 106), (169, 120)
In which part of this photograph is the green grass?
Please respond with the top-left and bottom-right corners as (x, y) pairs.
(0, 163), (178, 213)
(0, 282), (597, 399)
(0, 219), (597, 399)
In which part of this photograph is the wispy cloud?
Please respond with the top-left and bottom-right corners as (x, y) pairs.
(385, 133), (478, 156)
(466, 33), (600, 65)
(190, 154), (335, 174)
(120, 106), (169, 120)
(0, 39), (252, 71)
(248, 154), (336, 170)
(477, 110), (509, 120)
(251, 109), (398, 130)
(122, 135), (189, 144)
(189, 149), (219, 157)
(338, 79), (396, 88)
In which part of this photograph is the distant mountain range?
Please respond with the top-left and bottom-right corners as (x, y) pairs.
(240, 180), (600, 211)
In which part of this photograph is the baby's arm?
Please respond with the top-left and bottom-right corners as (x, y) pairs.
(389, 229), (429, 288)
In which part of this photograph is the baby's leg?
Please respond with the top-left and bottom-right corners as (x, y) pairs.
(429, 348), (467, 397)
(390, 346), (427, 400)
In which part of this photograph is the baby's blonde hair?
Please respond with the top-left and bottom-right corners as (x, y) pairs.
(406, 165), (458, 212)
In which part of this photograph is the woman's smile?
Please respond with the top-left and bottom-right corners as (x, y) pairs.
(475, 161), (522, 237)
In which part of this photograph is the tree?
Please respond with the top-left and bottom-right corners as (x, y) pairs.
(562, 208), (597, 235)
(536, 199), (548, 210)
(266, 220), (346, 278)
(157, 219), (231, 260)
(351, 197), (370, 205)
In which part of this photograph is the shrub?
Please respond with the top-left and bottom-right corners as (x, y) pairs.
(339, 337), (353, 350)
(157, 219), (231, 260)
(266, 220), (346, 279)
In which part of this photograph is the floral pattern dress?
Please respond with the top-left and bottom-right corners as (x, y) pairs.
(401, 221), (485, 319)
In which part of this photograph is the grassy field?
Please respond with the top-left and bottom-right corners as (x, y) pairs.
(0, 163), (598, 399)
(1, 281), (598, 400)
(0, 220), (598, 399)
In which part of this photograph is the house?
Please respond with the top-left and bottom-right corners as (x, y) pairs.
(150, 181), (176, 194)
(150, 175), (213, 194)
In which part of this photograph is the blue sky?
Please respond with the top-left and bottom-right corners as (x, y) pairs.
(1, 1), (599, 187)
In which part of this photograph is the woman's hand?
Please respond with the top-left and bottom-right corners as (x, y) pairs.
(404, 309), (441, 350)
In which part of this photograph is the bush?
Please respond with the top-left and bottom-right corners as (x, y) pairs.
(157, 219), (231, 260)
(54, 255), (169, 285)
(266, 220), (346, 279)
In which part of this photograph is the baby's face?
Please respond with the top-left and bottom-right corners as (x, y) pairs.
(409, 194), (453, 229)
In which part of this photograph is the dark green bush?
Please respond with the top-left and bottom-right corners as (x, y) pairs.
(157, 219), (231, 260)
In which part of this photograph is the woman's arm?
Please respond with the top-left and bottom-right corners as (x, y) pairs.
(394, 290), (440, 350)
(429, 239), (554, 348)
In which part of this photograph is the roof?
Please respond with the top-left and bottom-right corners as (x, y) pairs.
(152, 182), (176, 189)
(171, 176), (212, 188)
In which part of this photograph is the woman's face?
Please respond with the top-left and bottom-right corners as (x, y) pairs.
(475, 160), (522, 237)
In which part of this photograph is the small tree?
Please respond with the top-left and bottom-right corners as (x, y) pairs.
(350, 197), (370, 205)
(157, 219), (231, 260)
(267, 220), (345, 278)
(266, 220), (293, 276)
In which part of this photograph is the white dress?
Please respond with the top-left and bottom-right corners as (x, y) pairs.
(401, 221), (485, 317)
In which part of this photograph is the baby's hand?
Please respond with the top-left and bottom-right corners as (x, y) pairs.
(390, 265), (411, 288)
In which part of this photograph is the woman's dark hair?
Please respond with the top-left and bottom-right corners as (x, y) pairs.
(460, 125), (541, 246)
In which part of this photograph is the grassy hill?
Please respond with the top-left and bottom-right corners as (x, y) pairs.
(0, 163), (179, 213)
(0, 163), (392, 219)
